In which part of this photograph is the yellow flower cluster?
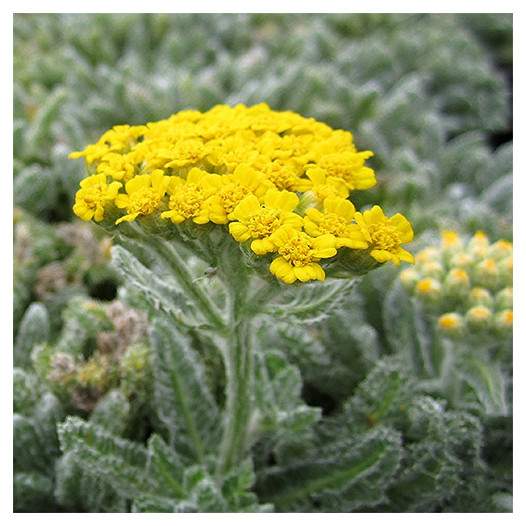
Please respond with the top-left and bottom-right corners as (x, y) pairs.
(400, 230), (512, 337)
(71, 104), (414, 283)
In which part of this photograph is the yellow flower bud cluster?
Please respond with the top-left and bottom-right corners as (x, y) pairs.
(71, 103), (414, 284)
(399, 230), (513, 338)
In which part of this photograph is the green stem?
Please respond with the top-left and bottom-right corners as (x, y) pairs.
(216, 244), (255, 478)
(155, 238), (226, 330)
(438, 340), (460, 406)
(216, 317), (254, 478)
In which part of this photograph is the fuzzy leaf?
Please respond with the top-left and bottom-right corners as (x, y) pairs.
(13, 414), (53, 474)
(57, 415), (154, 499)
(149, 313), (221, 463)
(111, 241), (221, 330)
(383, 282), (441, 377)
(254, 348), (321, 434)
(13, 368), (41, 414)
(257, 426), (403, 512)
(146, 434), (186, 499)
(264, 278), (358, 324)
(54, 451), (127, 512)
(90, 389), (131, 436)
(14, 302), (50, 369)
(13, 472), (57, 512)
(14, 165), (58, 216)
(383, 397), (482, 512)
(456, 357), (510, 416)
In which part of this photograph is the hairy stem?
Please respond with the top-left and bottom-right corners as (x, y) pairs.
(216, 241), (255, 478)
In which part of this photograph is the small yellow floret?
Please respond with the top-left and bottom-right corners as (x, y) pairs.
(268, 225), (337, 283)
(114, 170), (170, 224)
(73, 174), (122, 222)
(354, 205), (414, 266)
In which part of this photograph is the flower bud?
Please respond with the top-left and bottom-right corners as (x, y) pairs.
(420, 260), (445, 279)
(438, 312), (465, 337)
(467, 230), (490, 259)
(498, 256), (513, 287)
(465, 305), (492, 332)
(399, 267), (420, 292)
(444, 267), (470, 299)
(416, 247), (441, 264)
(487, 239), (513, 260)
(449, 251), (474, 270)
(467, 287), (494, 309)
(495, 287), (513, 311)
(415, 277), (442, 304)
(494, 309), (513, 337)
(441, 230), (463, 253)
(473, 258), (500, 290)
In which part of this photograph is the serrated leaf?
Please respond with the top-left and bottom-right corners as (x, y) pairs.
(13, 414), (53, 474)
(384, 397), (479, 512)
(13, 368), (41, 414)
(150, 313), (221, 463)
(456, 357), (510, 416)
(146, 434), (186, 499)
(264, 278), (358, 324)
(14, 302), (50, 369)
(254, 348), (321, 433)
(14, 165), (57, 216)
(111, 242), (219, 330)
(54, 451), (128, 512)
(90, 389), (130, 435)
(13, 472), (57, 512)
(55, 453), (128, 513)
(343, 358), (415, 430)
(257, 426), (403, 512)
(383, 282), (441, 377)
(57, 415), (154, 499)
(132, 494), (180, 513)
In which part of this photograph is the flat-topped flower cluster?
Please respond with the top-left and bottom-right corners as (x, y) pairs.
(71, 103), (414, 283)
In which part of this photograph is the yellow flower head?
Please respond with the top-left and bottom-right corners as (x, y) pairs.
(163, 138), (206, 169)
(114, 170), (171, 224)
(315, 150), (377, 190)
(303, 167), (350, 205)
(97, 151), (143, 182)
(207, 164), (275, 224)
(161, 167), (221, 224)
(73, 174), (122, 222)
(269, 225), (337, 284)
(254, 157), (309, 192)
(229, 189), (303, 255)
(304, 197), (368, 249)
(69, 141), (112, 165)
(354, 205), (414, 266)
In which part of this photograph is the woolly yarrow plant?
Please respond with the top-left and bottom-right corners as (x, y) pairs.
(14, 14), (512, 513)
(62, 103), (415, 508)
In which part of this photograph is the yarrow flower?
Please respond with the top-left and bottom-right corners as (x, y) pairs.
(114, 170), (170, 224)
(304, 197), (368, 249)
(354, 205), (415, 266)
(269, 225), (337, 284)
(228, 190), (303, 255)
(70, 103), (414, 283)
(73, 174), (122, 222)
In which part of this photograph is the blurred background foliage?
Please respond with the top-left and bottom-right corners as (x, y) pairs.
(13, 13), (512, 512)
